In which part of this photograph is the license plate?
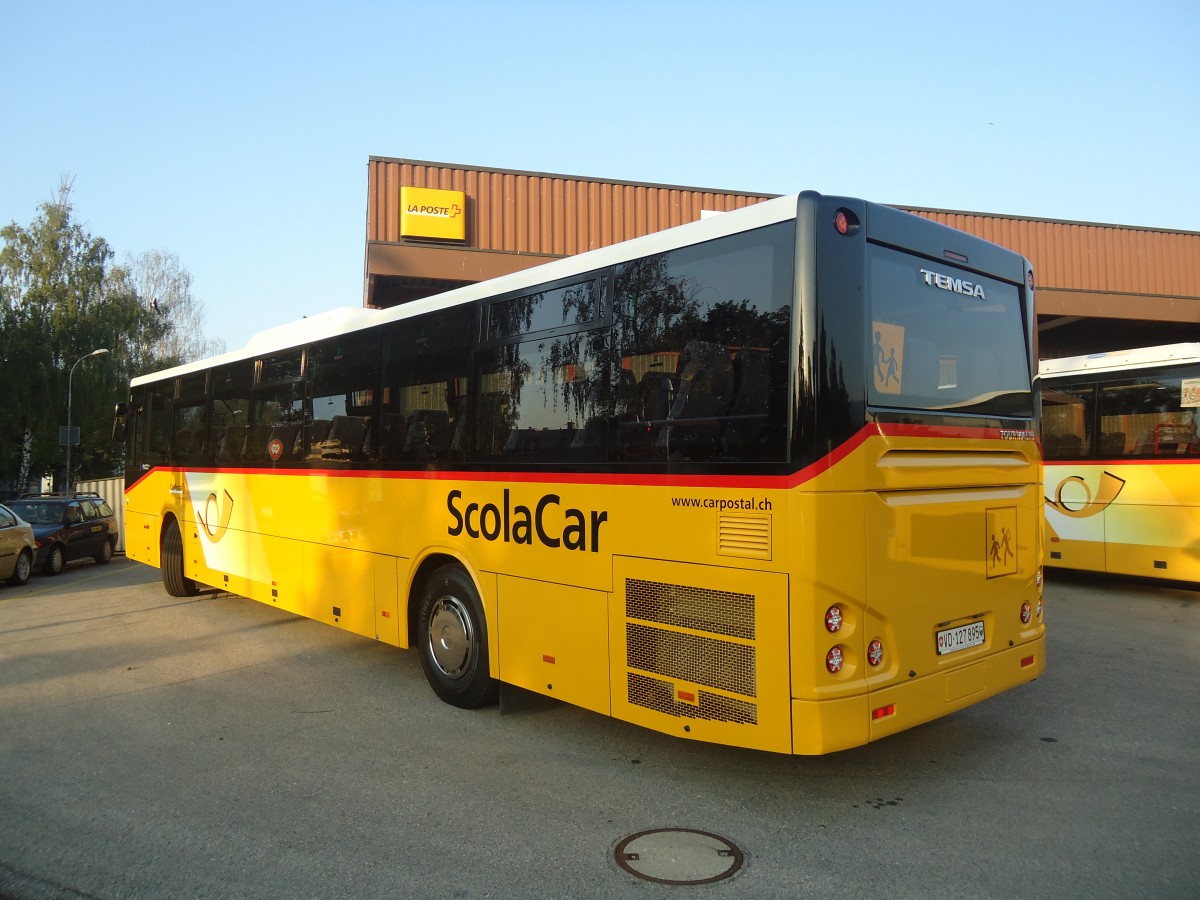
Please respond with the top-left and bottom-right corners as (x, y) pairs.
(936, 621), (986, 655)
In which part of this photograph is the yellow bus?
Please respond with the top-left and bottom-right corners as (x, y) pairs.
(119, 191), (1044, 755)
(1040, 343), (1200, 583)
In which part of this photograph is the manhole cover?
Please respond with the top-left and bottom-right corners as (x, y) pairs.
(614, 828), (744, 885)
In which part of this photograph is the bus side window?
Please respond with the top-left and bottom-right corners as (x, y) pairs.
(146, 390), (171, 464)
(306, 332), (378, 465)
(473, 328), (609, 465)
(656, 341), (735, 461)
(722, 347), (773, 458)
(610, 222), (793, 466)
(172, 403), (207, 464)
(1041, 383), (1094, 459)
(379, 305), (473, 466)
(1098, 430), (1127, 458)
(210, 361), (253, 464)
(247, 350), (304, 464)
(170, 372), (209, 466)
(1102, 376), (1192, 458)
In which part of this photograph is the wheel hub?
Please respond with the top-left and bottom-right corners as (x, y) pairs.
(428, 595), (473, 678)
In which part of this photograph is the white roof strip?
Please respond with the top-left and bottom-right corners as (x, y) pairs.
(1038, 342), (1200, 378)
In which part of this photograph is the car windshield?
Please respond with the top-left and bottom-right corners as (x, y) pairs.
(9, 502), (64, 525)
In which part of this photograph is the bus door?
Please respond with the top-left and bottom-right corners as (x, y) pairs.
(123, 384), (173, 565)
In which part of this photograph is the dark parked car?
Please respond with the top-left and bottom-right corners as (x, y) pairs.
(7, 494), (118, 575)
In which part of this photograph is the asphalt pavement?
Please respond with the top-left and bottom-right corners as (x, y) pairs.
(1, 557), (1196, 899)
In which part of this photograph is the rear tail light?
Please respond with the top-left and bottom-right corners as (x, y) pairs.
(867, 639), (884, 666)
(1020, 602), (1032, 624)
(824, 605), (843, 633)
(826, 646), (844, 674)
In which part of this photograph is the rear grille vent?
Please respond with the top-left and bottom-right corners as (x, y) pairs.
(626, 578), (755, 640)
(624, 577), (759, 724)
(627, 673), (757, 725)
(626, 623), (756, 697)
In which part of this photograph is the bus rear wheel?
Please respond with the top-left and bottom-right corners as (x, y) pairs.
(417, 564), (498, 709)
(161, 518), (200, 598)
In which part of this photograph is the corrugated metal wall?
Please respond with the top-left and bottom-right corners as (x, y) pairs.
(906, 209), (1200, 304)
(367, 158), (1198, 324)
(368, 157), (775, 257)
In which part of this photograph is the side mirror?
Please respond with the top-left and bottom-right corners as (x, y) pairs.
(112, 402), (129, 443)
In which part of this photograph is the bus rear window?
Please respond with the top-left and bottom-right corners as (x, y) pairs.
(867, 246), (1032, 417)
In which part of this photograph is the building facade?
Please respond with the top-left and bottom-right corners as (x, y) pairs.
(365, 157), (1200, 359)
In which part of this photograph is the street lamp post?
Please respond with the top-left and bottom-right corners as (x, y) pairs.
(64, 348), (109, 491)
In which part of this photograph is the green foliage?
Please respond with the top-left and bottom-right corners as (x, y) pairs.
(0, 182), (176, 489)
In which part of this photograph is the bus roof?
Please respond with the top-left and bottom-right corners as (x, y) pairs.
(1038, 342), (1200, 378)
(131, 189), (1029, 388)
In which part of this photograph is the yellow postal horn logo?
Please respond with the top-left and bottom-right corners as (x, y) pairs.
(197, 490), (235, 542)
(1045, 471), (1126, 518)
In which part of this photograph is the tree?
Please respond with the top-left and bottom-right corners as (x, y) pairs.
(0, 179), (212, 491)
(118, 249), (224, 367)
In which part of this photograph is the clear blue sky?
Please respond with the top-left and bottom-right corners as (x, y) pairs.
(4, 0), (1197, 353)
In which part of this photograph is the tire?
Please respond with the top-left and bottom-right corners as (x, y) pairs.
(416, 564), (498, 709)
(43, 544), (65, 576)
(8, 549), (32, 586)
(161, 518), (200, 597)
(95, 538), (114, 565)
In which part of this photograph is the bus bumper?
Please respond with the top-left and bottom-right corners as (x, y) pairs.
(790, 638), (1046, 755)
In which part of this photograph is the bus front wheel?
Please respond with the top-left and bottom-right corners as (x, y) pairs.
(416, 565), (498, 709)
(161, 518), (200, 598)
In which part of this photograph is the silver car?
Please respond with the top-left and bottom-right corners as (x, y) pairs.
(0, 502), (36, 586)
